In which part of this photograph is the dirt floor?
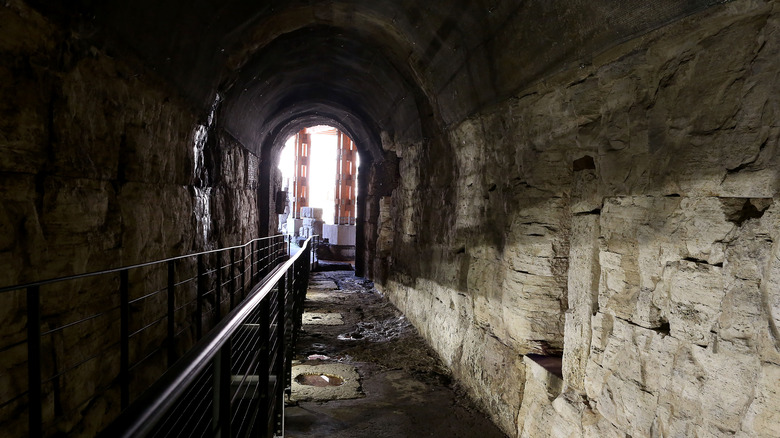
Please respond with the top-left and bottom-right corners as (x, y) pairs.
(285, 269), (508, 438)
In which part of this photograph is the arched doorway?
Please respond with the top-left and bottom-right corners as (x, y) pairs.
(277, 126), (361, 262)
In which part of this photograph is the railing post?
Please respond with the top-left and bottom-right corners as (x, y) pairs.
(240, 246), (246, 300)
(275, 274), (286, 437)
(258, 240), (265, 278)
(257, 240), (261, 278)
(289, 255), (303, 367)
(260, 239), (271, 278)
(315, 235), (320, 265)
(256, 298), (270, 435)
(197, 253), (204, 339)
(27, 286), (42, 437)
(229, 248), (236, 310)
(212, 340), (231, 438)
(215, 252), (222, 323)
(302, 244), (311, 314)
(273, 236), (278, 266)
(167, 261), (176, 366)
(284, 266), (294, 397)
(120, 270), (130, 409)
(255, 240), (261, 281)
(250, 241), (256, 285)
(263, 239), (270, 277)
(272, 237), (277, 269)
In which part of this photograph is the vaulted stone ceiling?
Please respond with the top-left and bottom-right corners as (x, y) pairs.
(48, 0), (722, 158)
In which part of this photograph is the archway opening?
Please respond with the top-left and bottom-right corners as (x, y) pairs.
(277, 125), (361, 263)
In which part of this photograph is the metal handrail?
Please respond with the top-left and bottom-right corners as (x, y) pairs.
(100, 236), (316, 437)
(0, 236), (281, 294)
(4, 234), (290, 437)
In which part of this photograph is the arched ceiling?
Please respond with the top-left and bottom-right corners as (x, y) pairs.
(220, 25), (421, 161)
(53, 0), (725, 158)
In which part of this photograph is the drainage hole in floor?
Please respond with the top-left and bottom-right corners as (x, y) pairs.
(295, 373), (345, 387)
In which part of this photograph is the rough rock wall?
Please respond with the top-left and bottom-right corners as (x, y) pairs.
(0, 1), (262, 435)
(378, 0), (780, 436)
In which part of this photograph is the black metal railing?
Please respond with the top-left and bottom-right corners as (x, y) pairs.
(100, 236), (314, 438)
(0, 235), (293, 437)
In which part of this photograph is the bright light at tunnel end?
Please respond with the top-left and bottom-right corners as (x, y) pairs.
(278, 125), (359, 225)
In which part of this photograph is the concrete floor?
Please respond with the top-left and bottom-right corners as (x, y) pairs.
(285, 271), (507, 438)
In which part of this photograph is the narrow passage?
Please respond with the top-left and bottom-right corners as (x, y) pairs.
(285, 270), (507, 438)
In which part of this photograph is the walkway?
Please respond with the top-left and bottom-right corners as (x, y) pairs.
(285, 270), (507, 438)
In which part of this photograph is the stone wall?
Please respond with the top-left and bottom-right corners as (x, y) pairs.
(0, 1), (262, 435)
(378, 0), (780, 436)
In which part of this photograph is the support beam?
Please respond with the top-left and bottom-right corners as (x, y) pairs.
(293, 131), (310, 219)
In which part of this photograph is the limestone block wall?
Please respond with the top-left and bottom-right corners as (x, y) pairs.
(0, 2), (262, 435)
(378, 1), (780, 436)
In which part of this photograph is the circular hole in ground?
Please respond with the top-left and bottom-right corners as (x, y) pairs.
(295, 373), (345, 387)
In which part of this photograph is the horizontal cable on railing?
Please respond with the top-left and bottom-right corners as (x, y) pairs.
(129, 288), (166, 305)
(174, 325), (193, 339)
(153, 364), (213, 438)
(174, 298), (198, 313)
(231, 326), (261, 364)
(0, 338), (27, 355)
(0, 389), (29, 410)
(177, 375), (214, 436)
(231, 344), (262, 391)
(129, 347), (165, 373)
(233, 389), (259, 434)
(40, 306), (119, 336)
(0, 236), (282, 294)
(173, 277), (196, 288)
(42, 340), (121, 384)
(129, 316), (167, 339)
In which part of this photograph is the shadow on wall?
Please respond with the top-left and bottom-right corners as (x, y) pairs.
(376, 2), (780, 436)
